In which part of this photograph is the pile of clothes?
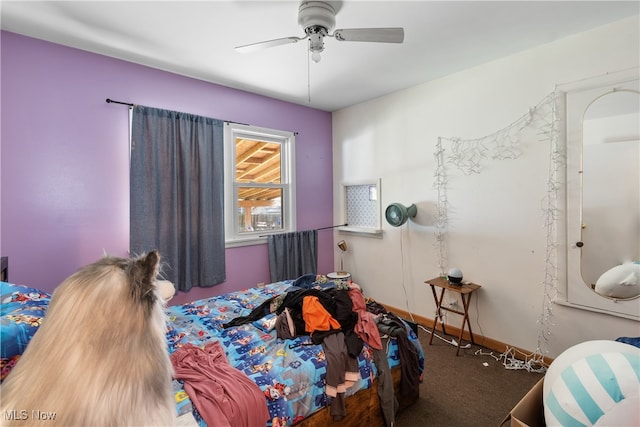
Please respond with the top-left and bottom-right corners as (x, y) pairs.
(223, 274), (421, 424)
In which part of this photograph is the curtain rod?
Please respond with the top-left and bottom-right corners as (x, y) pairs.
(259, 224), (347, 238)
(105, 98), (300, 134)
(106, 98), (247, 125)
(316, 223), (347, 231)
(106, 98), (134, 107)
(105, 98), (249, 126)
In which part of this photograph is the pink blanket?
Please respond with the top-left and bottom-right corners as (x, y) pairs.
(171, 341), (270, 427)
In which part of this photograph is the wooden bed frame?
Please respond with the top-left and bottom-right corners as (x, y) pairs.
(297, 366), (417, 426)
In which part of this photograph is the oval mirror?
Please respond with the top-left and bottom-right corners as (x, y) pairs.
(580, 89), (640, 300)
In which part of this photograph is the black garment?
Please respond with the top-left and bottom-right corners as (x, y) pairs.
(223, 288), (359, 342)
(222, 287), (341, 330)
(275, 288), (337, 316)
(369, 304), (421, 398)
(222, 296), (275, 328)
(394, 324), (420, 397)
(275, 288), (335, 341)
(366, 300), (388, 316)
(308, 289), (362, 356)
(373, 336), (399, 427)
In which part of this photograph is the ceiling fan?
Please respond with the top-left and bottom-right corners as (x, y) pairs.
(235, 1), (404, 63)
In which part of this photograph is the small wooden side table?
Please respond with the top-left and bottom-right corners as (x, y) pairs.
(425, 276), (481, 356)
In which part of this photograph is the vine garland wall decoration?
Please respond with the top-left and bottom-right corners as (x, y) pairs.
(433, 91), (563, 371)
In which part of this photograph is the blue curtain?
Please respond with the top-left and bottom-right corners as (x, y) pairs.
(267, 230), (318, 282)
(130, 106), (225, 291)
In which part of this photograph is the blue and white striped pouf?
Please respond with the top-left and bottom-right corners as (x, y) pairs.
(543, 340), (640, 426)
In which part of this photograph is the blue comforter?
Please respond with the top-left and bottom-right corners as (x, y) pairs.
(166, 280), (424, 426)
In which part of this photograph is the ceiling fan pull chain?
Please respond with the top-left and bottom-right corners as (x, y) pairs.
(307, 39), (312, 103)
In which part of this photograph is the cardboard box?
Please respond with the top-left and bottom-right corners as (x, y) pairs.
(502, 377), (545, 427)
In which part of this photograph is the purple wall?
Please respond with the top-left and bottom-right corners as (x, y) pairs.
(0, 31), (334, 305)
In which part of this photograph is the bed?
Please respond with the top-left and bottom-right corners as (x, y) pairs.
(1, 278), (424, 426)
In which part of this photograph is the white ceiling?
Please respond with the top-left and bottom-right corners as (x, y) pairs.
(1, 1), (638, 112)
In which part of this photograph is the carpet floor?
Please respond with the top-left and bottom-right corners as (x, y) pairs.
(394, 327), (544, 427)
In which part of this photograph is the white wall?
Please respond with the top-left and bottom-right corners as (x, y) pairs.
(332, 16), (639, 359)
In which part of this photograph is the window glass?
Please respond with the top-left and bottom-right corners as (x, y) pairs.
(238, 187), (283, 233)
(236, 140), (281, 184)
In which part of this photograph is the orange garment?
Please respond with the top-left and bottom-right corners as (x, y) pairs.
(302, 295), (340, 333)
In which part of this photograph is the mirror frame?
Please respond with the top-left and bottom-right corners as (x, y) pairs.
(558, 69), (640, 320)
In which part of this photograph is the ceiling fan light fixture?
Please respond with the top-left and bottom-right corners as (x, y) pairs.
(307, 28), (325, 63)
(308, 30), (325, 51)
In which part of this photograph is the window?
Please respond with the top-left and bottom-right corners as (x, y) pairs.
(224, 123), (296, 246)
(339, 179), (382, 235)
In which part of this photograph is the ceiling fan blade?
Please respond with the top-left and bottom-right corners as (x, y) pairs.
(235, 36), (305, 54)
(333, 28), (404, 43)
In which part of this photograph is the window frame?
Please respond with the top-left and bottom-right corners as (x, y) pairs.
(338, 179), (383, 236)
(224, 123), (296, 247)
